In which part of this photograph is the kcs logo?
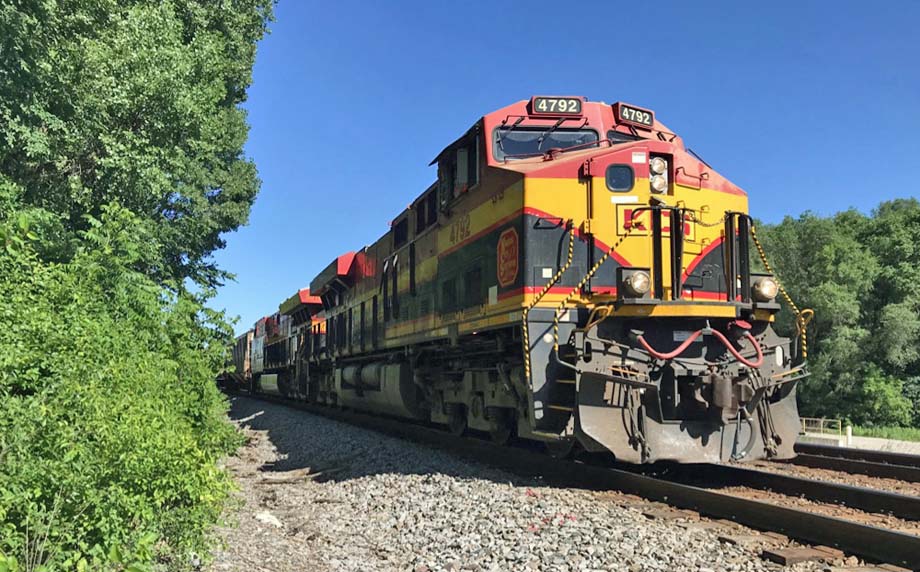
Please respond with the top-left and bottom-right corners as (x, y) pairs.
(496, 228), (519, 287)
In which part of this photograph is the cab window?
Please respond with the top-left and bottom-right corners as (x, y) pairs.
(416, 187), (438, 233)
(456, 136), (479, 192)
(439, 134), (480, 206)
(393, 218), (408, 248)
(493, 127), (598, 161)
(607, 130), (641, 144)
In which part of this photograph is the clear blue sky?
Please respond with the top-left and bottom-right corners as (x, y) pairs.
(213, 0), (920, 333)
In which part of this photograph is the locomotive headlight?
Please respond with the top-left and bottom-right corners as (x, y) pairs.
(624, 270), (651, 297)
(649, 157), (668, 175)
(650, 175), (668, 193)
(752, 276), (778, 302)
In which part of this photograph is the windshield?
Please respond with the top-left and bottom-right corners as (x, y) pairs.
(492, 127), (599, 161)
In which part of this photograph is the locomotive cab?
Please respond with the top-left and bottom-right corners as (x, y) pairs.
(462, 96), (806, 463)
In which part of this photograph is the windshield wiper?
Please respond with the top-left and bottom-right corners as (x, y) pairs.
(536, 118), (565, 151)
(496, 116), (525, 153)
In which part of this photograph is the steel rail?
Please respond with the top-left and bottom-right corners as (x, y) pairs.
(788, 453), (920, 483)
(238, 393), (920, 569)
(796, 442), (920, 468)
(676, 464), (920, 521)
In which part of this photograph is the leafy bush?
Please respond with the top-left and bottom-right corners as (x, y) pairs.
(757, 199), (920, 428)
(0, 200), (241, 570)
(0, 1), (272, 569)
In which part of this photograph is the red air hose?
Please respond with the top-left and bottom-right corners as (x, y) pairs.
(710, 329), (764, 368)
(637, 328), (764, 368)
(637, 330), (703, 360)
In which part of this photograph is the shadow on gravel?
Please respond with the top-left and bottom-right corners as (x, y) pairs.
(226, 394), (529, 486)
(226, 394), (706, 495)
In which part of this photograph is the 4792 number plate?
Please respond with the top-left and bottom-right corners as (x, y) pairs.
(530, 96), (583, 116)
(615, 102), (655, 127)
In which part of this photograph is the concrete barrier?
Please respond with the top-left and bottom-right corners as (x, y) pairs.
(798, 433), (845, 447)
(797, 432), (920, 455)
(846, 435), (920, 455)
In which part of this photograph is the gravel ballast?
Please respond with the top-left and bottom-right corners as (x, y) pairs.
(208, 396), (842, 572)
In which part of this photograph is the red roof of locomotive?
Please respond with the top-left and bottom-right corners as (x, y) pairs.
(298, 288), (321, 305)
(309, 252), (357, 295)
(474, 99), (742, 196)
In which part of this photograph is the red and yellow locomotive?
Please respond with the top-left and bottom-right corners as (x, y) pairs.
(226, 96), (806, 464)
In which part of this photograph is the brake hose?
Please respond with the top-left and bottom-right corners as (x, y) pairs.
(709, 329), (764, 368)
(637, 328), (763, 367)
(637, 330), (703, 360)
(731, 410), (757, 461)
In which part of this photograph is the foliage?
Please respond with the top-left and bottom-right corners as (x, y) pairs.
(904, 377), (920, 427)
(0, 0), (272, 288)
(0, 1), (272, 570)
(757, 198), (920, 428)
(852, 425), (920, 443)
(0, 198), (243, 570)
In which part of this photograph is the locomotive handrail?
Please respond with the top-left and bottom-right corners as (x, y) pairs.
(521, 222), (575, 386)
(630, 205), (687, 300)
(551, 226), (635, 352)
(723, 211), (753, 303)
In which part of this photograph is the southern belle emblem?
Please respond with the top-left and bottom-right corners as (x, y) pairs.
(496, 227), (519, 287)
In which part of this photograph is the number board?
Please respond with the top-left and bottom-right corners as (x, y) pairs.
(614, 102), (655, 128)
(530, 96), (583, 116)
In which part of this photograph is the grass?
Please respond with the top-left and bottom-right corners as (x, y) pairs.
(852, 425), (920, 442)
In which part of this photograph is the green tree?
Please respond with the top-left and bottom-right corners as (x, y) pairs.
(856, 366), (912, 426)
(862, 199), (920, 376)
(904, 377), (920, 426)
(0, 0), (272, 287)
(860, 199), (920, 427)
(0, 1), (273, 569)
(757, 210), (878, 417)
(757, 201), (919, 427)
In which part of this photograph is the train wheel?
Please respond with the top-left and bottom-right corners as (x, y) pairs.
(448, 405), (467, 437)
(278, 375), (290, 398)
(544, 438), (576, 459)
(490, 425), (513, 446)
(487, 407), (514, 446)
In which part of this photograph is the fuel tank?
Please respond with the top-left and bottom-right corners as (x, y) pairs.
(335, 361), (426, 419)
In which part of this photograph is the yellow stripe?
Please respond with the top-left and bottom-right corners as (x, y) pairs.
(609, 303), (738, 318)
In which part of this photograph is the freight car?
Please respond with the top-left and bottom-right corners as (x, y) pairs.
(233, 96), (810, 464)
(218, 330), (252, 392)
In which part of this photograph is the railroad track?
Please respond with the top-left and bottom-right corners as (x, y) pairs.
(652, 463), (920, 522)
(789, 443), (920, 483)
(238, 392), (920, 570)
